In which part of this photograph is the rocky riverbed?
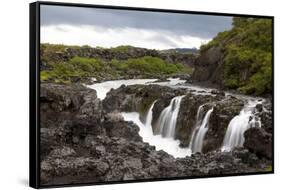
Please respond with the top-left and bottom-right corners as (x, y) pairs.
(40, 81), (273, 186)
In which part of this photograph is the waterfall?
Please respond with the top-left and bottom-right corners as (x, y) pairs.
(189, 106), (214, 153)
(221, 100), (262, 152)
(188, 104), (205, 151)
(122, 98), (191, 158)
(156, 95), (185, 138)
(145, 100), (157, 133)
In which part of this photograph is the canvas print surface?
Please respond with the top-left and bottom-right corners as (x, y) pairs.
(39, 4), (273, 186)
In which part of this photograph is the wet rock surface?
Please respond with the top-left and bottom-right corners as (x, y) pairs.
(40, 83), (272, 186)
(244, 127), (272, 159)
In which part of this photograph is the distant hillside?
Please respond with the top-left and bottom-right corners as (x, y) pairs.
(192, 17), (272, 96)
(160, 48), (198, 54)
(40, 44), (196, 84)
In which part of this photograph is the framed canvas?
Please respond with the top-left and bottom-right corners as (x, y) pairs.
(29, 1), (274, 188)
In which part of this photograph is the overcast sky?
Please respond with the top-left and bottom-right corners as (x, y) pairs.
(40, 5), (233, 50)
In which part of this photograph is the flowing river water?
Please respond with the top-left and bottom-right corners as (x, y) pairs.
(87, 78), (264, 158)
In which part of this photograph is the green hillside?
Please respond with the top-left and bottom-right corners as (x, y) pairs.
(200, 17), (272, 95)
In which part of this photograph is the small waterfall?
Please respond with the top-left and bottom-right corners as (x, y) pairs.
(221, 100), (262, 152)
(188, 104), (205, 151)
(145, 100), (157, 133)
(122, 98), (191, 158)
(156, 95), (185, 138)
(189, 106), (214, 153)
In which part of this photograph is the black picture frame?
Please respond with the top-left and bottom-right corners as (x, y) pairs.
(30, 1), (274, 188)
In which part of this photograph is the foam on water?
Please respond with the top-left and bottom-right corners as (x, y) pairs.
(121, 99), (191, 158)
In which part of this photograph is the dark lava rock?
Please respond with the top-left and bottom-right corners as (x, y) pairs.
(211, 89), (225, 96)
(103, 112), (142, 142)
(175, 94), (219, 147)
(39, 83), (272, 186)
(255, 103), (263, 112)
(102, 84), (184, 122)
(260, 101), (273, 134)
(203, 97), (244, 153)
(244, 127), (272, 159)
(192, 46), (224, 86)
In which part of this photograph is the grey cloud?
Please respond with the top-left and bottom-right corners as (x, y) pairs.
(146, 35), (179, 48)
(54, 26), (69, 32)
(41, 5), (233, 39)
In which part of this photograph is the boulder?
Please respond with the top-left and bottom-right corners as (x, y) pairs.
(244, 127), (272, 159)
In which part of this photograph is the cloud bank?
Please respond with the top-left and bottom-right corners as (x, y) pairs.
(41, 5), (233, 49)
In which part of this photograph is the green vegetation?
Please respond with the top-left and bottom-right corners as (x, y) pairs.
(265, 165), (272, 172)
(41, 55), (192, 84)
(41, 56), (106, 83)
(200, 18), (272, 95)
(41, 43), (79, 64)
(110, 45), (134, 53)
(110, 56), (192, 75)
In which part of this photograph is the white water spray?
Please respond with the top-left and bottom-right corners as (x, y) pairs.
(122, 97), (191, 158)
(156, 95), (185, 138)
(221, 100), (261, 152)
(189, 106), (214, 153)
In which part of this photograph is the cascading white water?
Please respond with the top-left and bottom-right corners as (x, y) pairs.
(156, 95), (185, 138)
(189, 106), (214, 153)
(145, 100), (157, 133)
(188, 104), (205, 151)
(221, 100), (262, 152)
(86, 78), (267, 157)
(122, 97), (191, 158)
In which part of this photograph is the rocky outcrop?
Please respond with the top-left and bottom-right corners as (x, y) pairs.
(159, 52), (197, 67)
(244, 127), (272, 159)
(65, 46), (159, 61)
(40, 83), (103, 158)
(191, 46), (224, 87)
(101, 84), (257, 155)
(40, 83), (272, 186)
(41, 45), (197, 69)
(103, 84), (246, 151)
(175, 94), (218, 147)
(259, 101), (273, 134)
(203, 96), (244, 153)
(102, 84), (186, 122)
(41, 140), (271, 185)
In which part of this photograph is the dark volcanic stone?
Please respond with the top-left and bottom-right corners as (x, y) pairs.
(203, 97), (244, 153)
(244, 127), (272, 159)
(40, 83), (272, 186)
(192, 46), (224, 86)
